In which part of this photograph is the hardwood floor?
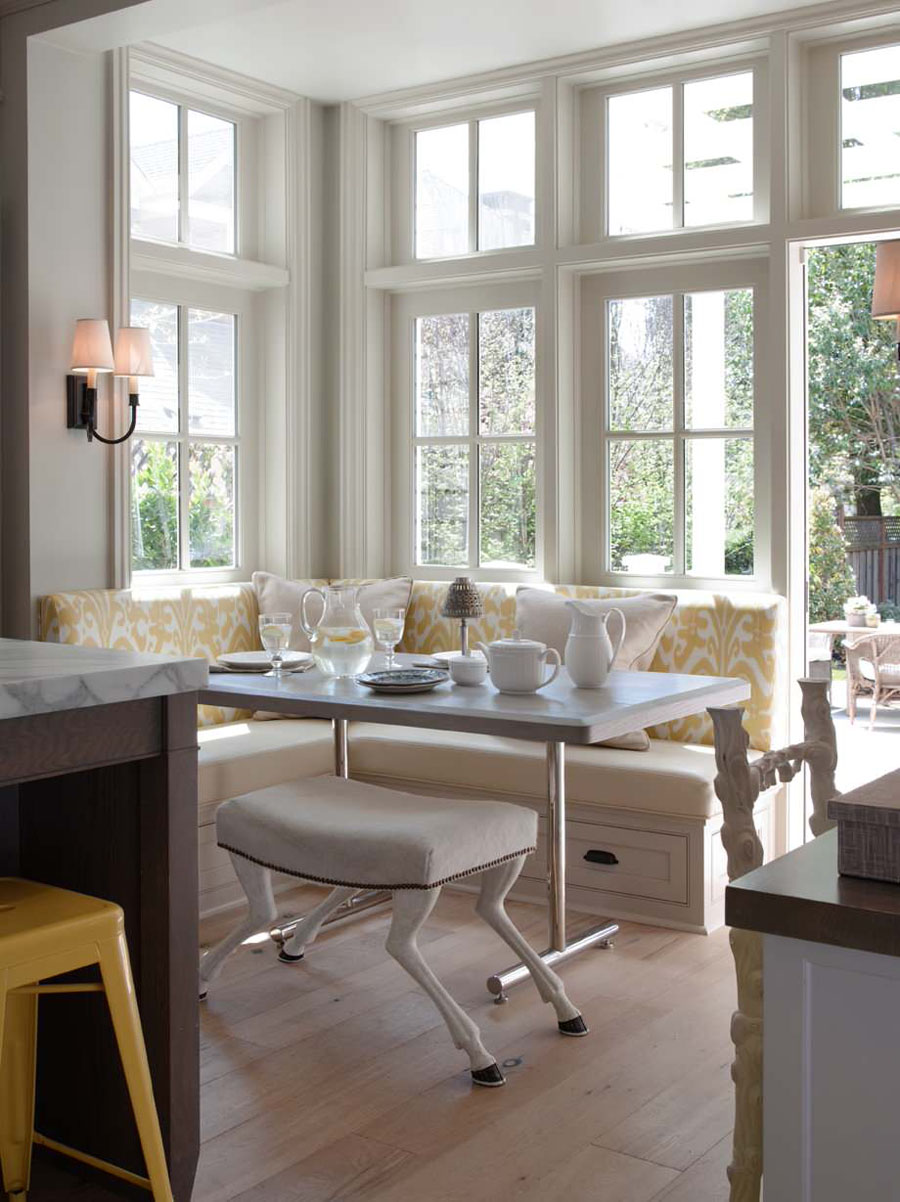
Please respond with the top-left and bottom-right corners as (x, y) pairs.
(196, 886), (736, 1202)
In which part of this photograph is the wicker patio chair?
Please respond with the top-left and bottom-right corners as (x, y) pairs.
(844, 633), (900, 729)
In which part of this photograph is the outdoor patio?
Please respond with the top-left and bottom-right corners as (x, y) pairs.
(830, 675), (900, 792)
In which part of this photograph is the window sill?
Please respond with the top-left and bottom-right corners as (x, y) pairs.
(131, 239), (289, 291)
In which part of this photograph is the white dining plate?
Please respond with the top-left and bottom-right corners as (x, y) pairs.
(218, 650), (311, 671)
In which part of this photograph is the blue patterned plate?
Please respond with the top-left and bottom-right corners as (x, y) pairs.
(355, 668), (449, 693)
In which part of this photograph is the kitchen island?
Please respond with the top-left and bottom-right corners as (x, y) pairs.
(727, 824), (900, 1202)
(0, 638), (207, 1199)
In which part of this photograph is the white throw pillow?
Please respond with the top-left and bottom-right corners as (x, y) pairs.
(251, 573), (413, 654)
(516, 588), (677, 751)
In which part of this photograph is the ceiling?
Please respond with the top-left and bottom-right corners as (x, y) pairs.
(48, 0), (829, 104)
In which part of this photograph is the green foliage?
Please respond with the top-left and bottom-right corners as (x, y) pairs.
(807, 243), (899, 513)
(808, 488), (856, 623)
(131, 440), (178, 571)
(188, 444), (234, 568)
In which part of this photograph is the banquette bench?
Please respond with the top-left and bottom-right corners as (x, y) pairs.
(40, 580), (787, 932)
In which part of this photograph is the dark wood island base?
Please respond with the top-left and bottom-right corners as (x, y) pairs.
(0, 692), (200, 1201)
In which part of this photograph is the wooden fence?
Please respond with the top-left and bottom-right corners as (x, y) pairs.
(844, 516), (900, 605)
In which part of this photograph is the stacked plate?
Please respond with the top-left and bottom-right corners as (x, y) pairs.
(356, 668), (449, 694)
(216, 651), (312, 673)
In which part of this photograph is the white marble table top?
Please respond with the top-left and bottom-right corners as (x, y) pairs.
(0, 638), (208, 721)
(202, 657), (750, 745)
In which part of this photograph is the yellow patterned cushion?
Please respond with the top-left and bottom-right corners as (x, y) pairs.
(399, 582), (785, 751)
(40, 584), (259, 728)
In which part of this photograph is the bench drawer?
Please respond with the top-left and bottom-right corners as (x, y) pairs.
(525, 819), (689, 905)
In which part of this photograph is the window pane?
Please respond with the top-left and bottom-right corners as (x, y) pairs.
(479, 307), (535, 435)
(130, 92), (179, 243)
(608, 88), (673, 235)
(609, 439), (674, 573)
(415, 314), (469, 437)
(131, 299), (179, 434)
(608, 295), (674, 431)
(478, 111), (535, 251)
(841, 44), (900, 210)
(684, 72), (754, 227)
(188, 309), (236, 437)
(415, 123), (469, 259)
(189, 443), (235, 568)
(685, 288), (754, 429)
(131, 439), (178, 571)
(188, 109), (236, 254)
(480, 442), (535, 568)
(416, 445), (468, 566)
(685, 438), (754, 576)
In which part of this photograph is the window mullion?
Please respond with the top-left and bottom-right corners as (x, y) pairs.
(178, 104), (189, 246)
(673, 84), (685, 230)
(469, 312), (479, 568)
(178, 304), (190, 570)
(673, 293), (686, 575)
(468, 120), (478, 254)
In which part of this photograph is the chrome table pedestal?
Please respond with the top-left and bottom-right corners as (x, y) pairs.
(486, 740), (618, 1001)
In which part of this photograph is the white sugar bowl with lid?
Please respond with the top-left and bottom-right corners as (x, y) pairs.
(474, 630), (561, 694)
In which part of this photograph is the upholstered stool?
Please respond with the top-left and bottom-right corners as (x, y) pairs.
(0, 878), (173, 1201)
(200, 776), (588, 1087)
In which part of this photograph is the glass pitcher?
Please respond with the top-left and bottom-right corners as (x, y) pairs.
(300, 585), (374, 678)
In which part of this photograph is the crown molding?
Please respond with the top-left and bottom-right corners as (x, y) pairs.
(130, 42), (304, 116)
(354, 0), (900, 117)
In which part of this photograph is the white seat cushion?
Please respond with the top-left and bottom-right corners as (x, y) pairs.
(349, 724), (751, 821)
(198, 718), (333, 819)
(216, 776), (538, 890)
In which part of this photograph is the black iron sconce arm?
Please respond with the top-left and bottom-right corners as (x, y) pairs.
(67, 375), (139, 445)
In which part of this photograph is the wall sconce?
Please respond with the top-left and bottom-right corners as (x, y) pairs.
(67, 319), (153, 444)
(872, 240), (900, 364)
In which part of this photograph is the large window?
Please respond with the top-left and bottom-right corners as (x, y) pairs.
(130, 90), (236, 254)
(130, 299), (239, 572)
(604, 287), (754, 576)
(414, 110), (535, 258)
(412, 306), (537, 569)
(606, 71), (754, 235)
(841, 43), (900, 211)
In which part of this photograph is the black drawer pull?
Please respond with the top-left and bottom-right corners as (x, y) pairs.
(584, 849), (619, 866)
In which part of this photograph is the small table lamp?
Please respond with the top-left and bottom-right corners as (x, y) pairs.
(872, 239), (900, 363)
(441, 577), (483, 656)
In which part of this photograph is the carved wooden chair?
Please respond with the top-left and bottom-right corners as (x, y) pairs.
(844, 633), (900, 729)
(708, 678), (838, 1202)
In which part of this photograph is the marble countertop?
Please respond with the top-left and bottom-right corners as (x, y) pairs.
(0, 638), (208, 720)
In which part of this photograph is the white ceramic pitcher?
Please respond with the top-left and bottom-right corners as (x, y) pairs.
(564, 600), (626, 688)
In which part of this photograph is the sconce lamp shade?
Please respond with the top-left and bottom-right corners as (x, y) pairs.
(70, 319), (114, 374)
(114, 327), (154, 378)
(872, 241), (900, 320)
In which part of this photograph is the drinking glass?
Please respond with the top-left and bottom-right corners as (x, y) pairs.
(259, 612), (293, 678)
(372, 607), (406, 672)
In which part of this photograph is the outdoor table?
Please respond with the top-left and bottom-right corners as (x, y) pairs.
(201, 659), (749, 995)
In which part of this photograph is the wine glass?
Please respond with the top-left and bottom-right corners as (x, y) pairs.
(259, 612), (293, 678)
(372, 607), (406, 672)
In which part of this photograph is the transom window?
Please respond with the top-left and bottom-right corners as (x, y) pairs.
(605, 287), (754, 576)
(413, 306), (536, 568)
(607, 71), (754, 235)
(130, 298), (239, 572)
(130, 90), (236, 254)
(414, 111), (535, 258)
(841, 43), (900, 211)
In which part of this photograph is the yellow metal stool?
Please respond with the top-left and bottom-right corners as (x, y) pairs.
(0, 878), (173, 1201)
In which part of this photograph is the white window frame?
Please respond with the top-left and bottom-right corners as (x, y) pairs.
(579, 257), (770, 589)
(391, 280), (543, 581)
(128, 273), (257, 583)
(578, 56), (769, 245)
(803, 27), (900, 222)
(390, 96), (542, 266)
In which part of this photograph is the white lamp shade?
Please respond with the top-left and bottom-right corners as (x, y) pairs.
(872, 241), (900, 320)
(114, 327), (154, 377)
(70, 318), (114, 373)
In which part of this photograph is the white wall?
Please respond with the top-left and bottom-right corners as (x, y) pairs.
(27, 37), (113, 612)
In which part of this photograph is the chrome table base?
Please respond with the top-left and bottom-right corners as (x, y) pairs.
(270, 722), (619, 993)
